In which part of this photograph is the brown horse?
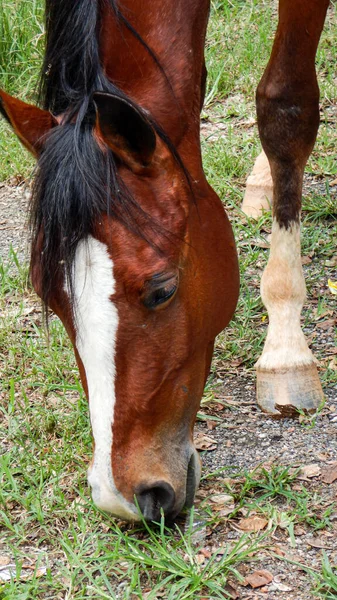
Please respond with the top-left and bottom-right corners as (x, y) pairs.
(0, 0), (329, 521)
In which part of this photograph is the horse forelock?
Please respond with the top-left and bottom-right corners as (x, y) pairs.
(31, 0), (192, 312)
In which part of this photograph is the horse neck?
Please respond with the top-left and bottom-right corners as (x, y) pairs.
(99, 0), (210, 147)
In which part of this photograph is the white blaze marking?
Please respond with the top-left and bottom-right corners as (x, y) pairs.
(72, 236), (138, 519)
(256, 220), (316, 370)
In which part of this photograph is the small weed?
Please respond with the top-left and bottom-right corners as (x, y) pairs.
(297, 400), (327, 429)
(313, 552), (337, 599)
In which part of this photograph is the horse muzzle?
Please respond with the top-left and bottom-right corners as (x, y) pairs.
(88, 446), (201, 522)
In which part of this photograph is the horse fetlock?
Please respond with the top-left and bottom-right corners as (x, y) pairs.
(261, 264), (306, 309)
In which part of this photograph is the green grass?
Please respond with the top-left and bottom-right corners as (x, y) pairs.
(0, 0), (43, 178)
(0, 0), (43, 95)
(1, 1), (337, 598)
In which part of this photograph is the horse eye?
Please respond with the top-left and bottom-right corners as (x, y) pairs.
(142, 272), (179, 310)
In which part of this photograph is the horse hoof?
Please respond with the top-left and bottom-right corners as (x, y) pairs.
(256, 364), (324, 417)
(241, 185), (272, 219)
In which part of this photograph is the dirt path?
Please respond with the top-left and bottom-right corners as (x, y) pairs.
(1, 182), (336, 599)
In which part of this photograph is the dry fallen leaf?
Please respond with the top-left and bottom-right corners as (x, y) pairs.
(307, 538), (330, 549)
(328, 279), (337, 295)
(216, 506), (236, 517)
(325, 256), (337, 267)
(195, 553), (206, 565)
(316, 318), (336, 330)
(244, 569), (273, 589)
(242, 237), (270, 249)
(194, 434), (218, 451)
(317, 452), (330, 460)
(223, 583), (240, 599)
(229, 358), (243, 368)
(199, 548), (212, 559)
(272, 582), (292, 592)
(0, 565), (47, 583)
(314, 308), (333, 320)
(237, 516), (268, 532)
(294, 525), (306, 536)
(298, 464), (321, 479)
(274, 403), (299, 418)
(329, 359), (337, 371)
(301, 255), (312, 265)
(206, 420), (219, 430)
(210, 494), (233, 505)
(321, 463), (337, 484)
(271, 545), (286, 557)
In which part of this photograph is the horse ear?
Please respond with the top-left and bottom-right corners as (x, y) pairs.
(0, 89), (56, 156)
(93, 92), (156, 170)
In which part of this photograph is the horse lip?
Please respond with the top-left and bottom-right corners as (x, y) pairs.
(185, 450), (201, 507)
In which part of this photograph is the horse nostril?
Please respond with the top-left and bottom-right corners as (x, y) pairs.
(136, 481), (176, 521)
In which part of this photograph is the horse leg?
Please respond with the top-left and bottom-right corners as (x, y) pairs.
(255, 0), (329, 415)
(242, 150), (273, 218)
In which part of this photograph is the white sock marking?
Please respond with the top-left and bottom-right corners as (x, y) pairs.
(72, 236), (138, 519)
(256, 220), (316, 370)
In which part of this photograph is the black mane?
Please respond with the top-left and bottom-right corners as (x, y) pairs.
(31, 0), (190, 308)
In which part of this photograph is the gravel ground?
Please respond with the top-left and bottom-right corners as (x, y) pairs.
(1, 183), (336, 599)
(0, 183), (30, 265)
(197, 375), (337, 472)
